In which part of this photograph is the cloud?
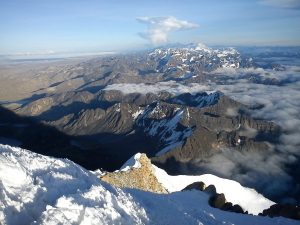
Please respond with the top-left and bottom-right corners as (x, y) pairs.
(137, 16), (199, 44)
(104, 81), (212, 95)
(197, 64), (300, 203)
(13, 50), (56, 56)
(259, 0), (300, 8)
(193, 148), (295, 202)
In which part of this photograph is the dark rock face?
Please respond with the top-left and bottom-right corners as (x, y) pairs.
(232, 205), (245, 214)
(204, 185), (217, 196)
(205, 186), (246, 214)
(182, 181), (206, 191)
(209, 193), (226, 208)
(261, 204), (300, 220)
(221, 202), (234, 211)
(220, 202), (245, 214)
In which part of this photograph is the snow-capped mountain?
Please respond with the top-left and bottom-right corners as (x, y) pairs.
(148, 43), (247, 79)
(1, 144), (298, 225)
(135, 92), (221, 156)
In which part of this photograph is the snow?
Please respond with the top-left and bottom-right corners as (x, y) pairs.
(119, 153), (142, 172)
(115, 103), (121, 112)
(179, 72), (193, 79)
(156, 127), (193, 156)
(196, 92), (220, 108)
(0, 144), (147, 225)
(132, 109), (144, 120)
(139, 107), (194, 156)
(153, 166), (275, 215)
(0, 144), (298, 225)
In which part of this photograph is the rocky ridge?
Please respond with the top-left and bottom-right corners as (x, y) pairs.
(101, 153), (167, 193)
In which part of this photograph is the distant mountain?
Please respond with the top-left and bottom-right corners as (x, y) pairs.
(15, 89), (279, 174)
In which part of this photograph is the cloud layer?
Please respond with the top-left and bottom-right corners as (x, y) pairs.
(137, 16), (198, 44)
(193, 65), (300, 203)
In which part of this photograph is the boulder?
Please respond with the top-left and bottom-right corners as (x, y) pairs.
(204, 184), (217, 196)
(221, 202), (246, 214)
(182, 181), (206, 191)
(221, 202), (233, 211)
(232, 204), (245, 214)
(209, 193), (226, 208)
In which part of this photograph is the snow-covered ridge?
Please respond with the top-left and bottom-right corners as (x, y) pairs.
(153, 165), (274, 215)
(149, 43), (241, 70)
(1, 144), (298, 225)
(119, 152), (142, 171)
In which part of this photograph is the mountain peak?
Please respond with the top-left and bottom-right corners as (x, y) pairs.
(195, 42), (212, 52)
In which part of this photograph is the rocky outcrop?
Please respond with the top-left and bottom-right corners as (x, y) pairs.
(182, 181), (206, 191)
(260, 204), (300, 220)
(100, 153), (167, 194)
(182, 182), (247, 214)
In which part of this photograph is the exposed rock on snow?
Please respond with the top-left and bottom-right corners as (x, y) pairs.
(261, 204), (300, 220)
(153, 164), (275, 215)
(182, 181), (206, 191)
(101, 153), (167, 193)
(183, 182), (246, 214)
(102, 152), (274, 215)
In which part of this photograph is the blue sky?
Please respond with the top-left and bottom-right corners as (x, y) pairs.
(0, 0), (300, 55)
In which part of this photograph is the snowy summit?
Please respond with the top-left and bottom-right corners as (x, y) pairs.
(0, 144), (298, 225)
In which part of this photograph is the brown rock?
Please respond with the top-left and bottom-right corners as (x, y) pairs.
(100, 153), (167, 194)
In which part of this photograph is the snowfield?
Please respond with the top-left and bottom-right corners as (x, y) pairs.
(153, 165), (274, 215)
(0, 144), (298, 225)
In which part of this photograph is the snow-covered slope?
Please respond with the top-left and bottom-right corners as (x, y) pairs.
(0, 144), (298, 225)
(153, 165), (274, 215)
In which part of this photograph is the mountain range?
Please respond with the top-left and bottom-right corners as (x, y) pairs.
(0, 44), (299, 214)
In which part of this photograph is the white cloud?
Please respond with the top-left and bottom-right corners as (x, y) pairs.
(104, 81), (212, 95)
(259, 0), (300, 8)
(13, 50), (56, 56)
(137, 16), (199, 44)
